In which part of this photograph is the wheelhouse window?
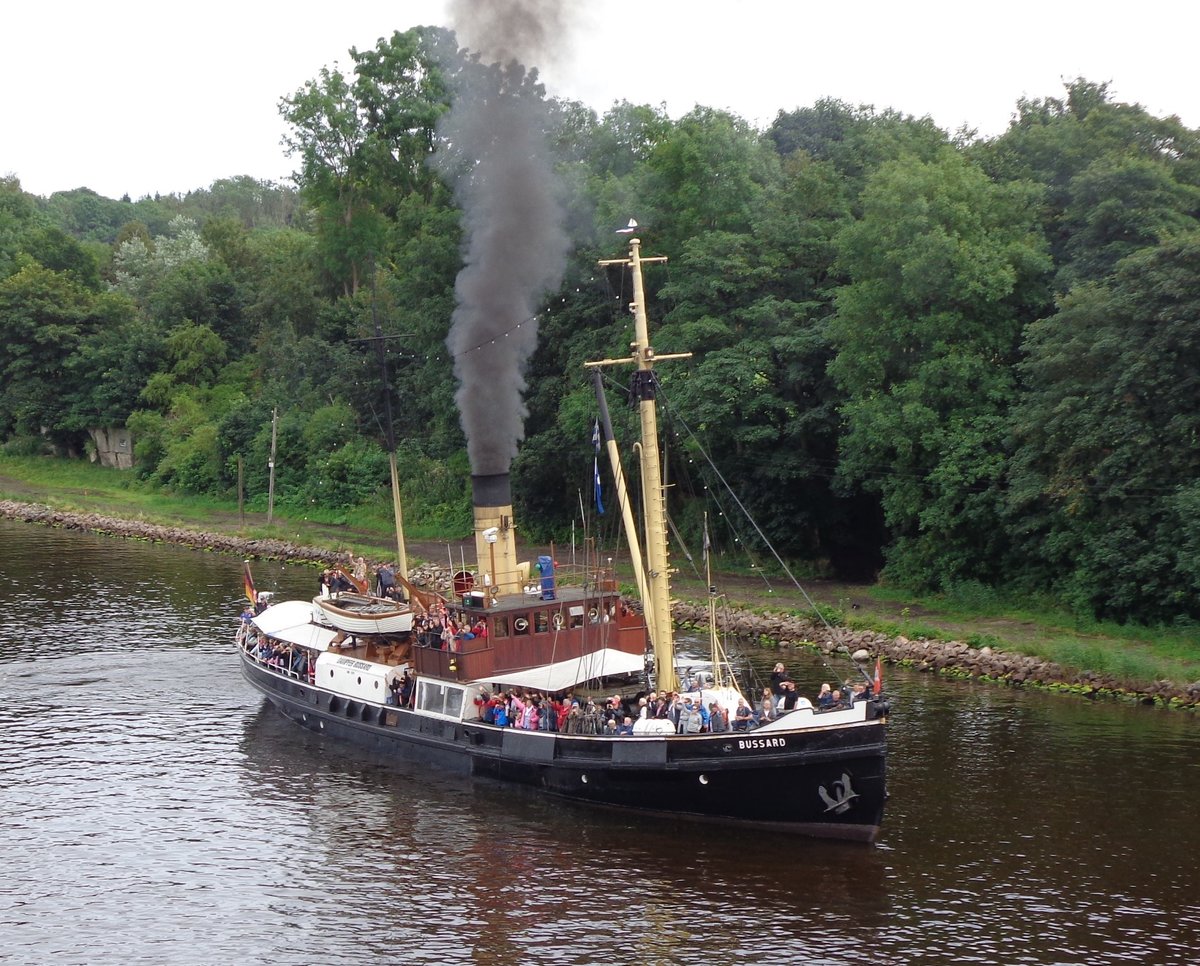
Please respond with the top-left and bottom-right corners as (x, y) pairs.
(416, 679), (469, 719)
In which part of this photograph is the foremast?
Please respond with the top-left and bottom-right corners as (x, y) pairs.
(588, 236), (691, 693)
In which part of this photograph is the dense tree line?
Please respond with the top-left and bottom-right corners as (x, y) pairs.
(3, 25), (1199, 624)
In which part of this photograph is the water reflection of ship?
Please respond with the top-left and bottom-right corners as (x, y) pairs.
(237, 703), (890, 957)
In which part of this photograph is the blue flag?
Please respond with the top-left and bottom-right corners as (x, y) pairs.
(592, 420), (605, 514)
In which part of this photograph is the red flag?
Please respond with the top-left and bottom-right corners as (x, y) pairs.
(872, 657), (883, 696)
(243, 561), (258, 606)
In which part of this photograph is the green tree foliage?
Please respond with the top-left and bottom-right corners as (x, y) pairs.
(309, 437), (390, 509)
(643, 107), (774, 248)
(40, 183), (289, 243)
(113, 215), (211, 302)
(279, 27), (453, 297)
(829, 148), (1050, 588)
(40, 188), (134, 243)
(1007, 234), (1200, 621)
(1, 176), (50, 279)
(64, 309), (163, 429)
(0, 264), (105, 441)
(769, 99), (949, 190)
(182, 177), (301, 229)
(976, 79), (1200, 290)
(1057, 155), (1200, 288)
(571, 101), (674, 247)
(129, 390), (225, 491)
(164, 322), (228, 387)
(589, 101), (674, 177)
(349, 28), (451, 209)
(147, 260), (246, 352)
(241, 227), (323, 336)
(280, 63), (386, 296)
(20, 226), (101, 289)
(395, 442), (471, 535)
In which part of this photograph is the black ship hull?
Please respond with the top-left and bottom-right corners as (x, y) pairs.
(241, 653), (888, 842)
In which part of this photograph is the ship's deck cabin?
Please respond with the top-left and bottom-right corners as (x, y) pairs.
(411, 563), (648, 682)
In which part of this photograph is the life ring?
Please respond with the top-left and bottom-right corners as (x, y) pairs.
(514, 618), (529, 632)
(552, 613), (564, 630)
(588, 607), (599, 621)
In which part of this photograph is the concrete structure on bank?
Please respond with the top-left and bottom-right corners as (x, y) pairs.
(87, 427), (134, 469)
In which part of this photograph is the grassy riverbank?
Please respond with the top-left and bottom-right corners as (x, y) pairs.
(3, 453), (1198, 690)
(0, 454), (406, 557)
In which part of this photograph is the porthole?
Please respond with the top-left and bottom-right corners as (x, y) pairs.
(698, 774), (709, 785)
(357, 676), (362, 686)
(581, 774), (589, 784)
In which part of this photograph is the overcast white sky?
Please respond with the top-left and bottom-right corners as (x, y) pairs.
(3, 1), (1196, 200)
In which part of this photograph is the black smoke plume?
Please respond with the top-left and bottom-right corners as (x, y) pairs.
(432, 1), (572, 476)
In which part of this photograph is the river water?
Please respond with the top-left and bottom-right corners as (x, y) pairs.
(1, 519), (1197, 965)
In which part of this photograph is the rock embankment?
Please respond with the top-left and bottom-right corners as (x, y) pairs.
(669, 600), (1199, 712)
(1, 499), (355, 568)
(3, 499), (1196, 710)
(0, 499), (457, 594)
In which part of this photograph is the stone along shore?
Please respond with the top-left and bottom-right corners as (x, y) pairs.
(3, 499), (1196, 710)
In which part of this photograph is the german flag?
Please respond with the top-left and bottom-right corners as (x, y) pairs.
(243, 560), (258, 606)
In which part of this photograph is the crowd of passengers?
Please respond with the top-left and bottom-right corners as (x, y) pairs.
(240, 604), (873, 733)
(318, 558), (410, 600)
(241, 628), (315, 681)
(317, 568), (358, 596)
(411, 608), (486, 650)
(469, 666), (872, 736)
(769, 661), (870, 712)
(239, 603), (317, 680)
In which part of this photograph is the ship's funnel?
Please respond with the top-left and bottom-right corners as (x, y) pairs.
(471, 473), (521, 598)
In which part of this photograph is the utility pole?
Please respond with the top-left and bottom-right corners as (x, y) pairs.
(266, 408), (278, 526)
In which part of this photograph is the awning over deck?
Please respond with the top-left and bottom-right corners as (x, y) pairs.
(252, 600), (340, 651)
(482, 648), (645, 693)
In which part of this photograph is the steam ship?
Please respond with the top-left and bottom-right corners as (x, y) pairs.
(236, 238), (888, 842)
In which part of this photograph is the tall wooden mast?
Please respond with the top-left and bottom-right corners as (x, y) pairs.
(588, 236), (690, 692)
